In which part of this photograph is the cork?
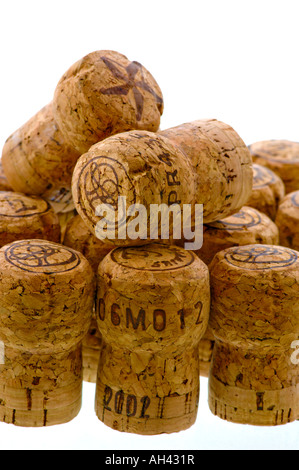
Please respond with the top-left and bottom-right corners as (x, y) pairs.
(159, 119), (253, 223)
(249, 140), (299, 194)
(95, 243), (210, 435)
(275, 191), (299, 251)
(0, 162), (12, 192)
(72, 130), (196, 246)
(2, 50), (163, 198)
(53, 50), (164, 155)
(0, 191), (61, 247)
(0, 239), (95, 427)
(208, 244), (299, 426)
(63, 214), (112, 382)
(246, 163), (286, 220)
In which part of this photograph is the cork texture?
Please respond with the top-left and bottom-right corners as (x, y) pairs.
(275, 191), (299, 251)
(208, 244), (299, 426)
(95, 243), (210, 434)
(249, 140), (299, 194)
(246, 163), (286, 220)
(159, 119), (253, 222)
(72, 130), (196, 245)
(0, 239), (95, 426)
(0, 191), (61, 247)
(53, 50), (164, 155)
(0, 162), (12, 192)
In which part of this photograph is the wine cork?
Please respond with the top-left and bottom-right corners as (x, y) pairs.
(275, 191), (299, 251)
(2, 50), (163, 197)
(249, 140), (299, 194)
(208, 244), (299, 426)
(72, 130), (196, 246)
(179, 206), (279, 378)
(159, 119), (253, 223)
(53, 50), (164, 155)
(195, 206), (280, 266)
(0, 191), (61, 247)
(0, 162), (12, 192)
(246, 163), (286, 220)
(63, 214), (112, 382)
(95, 243), (210, 435)
(0, 239), (95, 427)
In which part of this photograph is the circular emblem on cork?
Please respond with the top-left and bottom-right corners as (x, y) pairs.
(291, 191), (299, 208)
(208, 207), (262, 231)
(76, 156), (136, 226)
(250, 140), (299, 164)
(111, 244), (195, 271)
(252, 164), (277, 189)
(0, 193), (50, 218)
(5, 240), (81, 273)
(224, 245), (298, 270)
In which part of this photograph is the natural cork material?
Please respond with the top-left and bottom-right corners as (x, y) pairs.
(159, 119), (253, 223)
(45, 187), (77, 243)
(275, 191), (299, 251)
(208, 244), (299, 426)
(72, 130), (196, 245)
(63, 214), (112, 382)
(2, 50), (163, 198)
(0, 191), (61, 247)
(246, 163), (286, 220)
(0, 239), (95, 427)
(249, 140), (299, 194)
(95, 243), (210, 435)
(0, 162), (12, 192)
(181, 206), (279, 378)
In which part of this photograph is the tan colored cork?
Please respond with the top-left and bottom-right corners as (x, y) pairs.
(0, 162), (12, 192)
(246, 163), (286, 220)
(159, 119), (253, 223)
(53, 50), (164, 155)
(208, 244), (299, 426)
(63, 214), (112, 382)
(249, 140), (299, 194)
(72, 130), (196, 246)
(0, 239), (95, 427)
(2, 50), (163, 198)
(275, 191), (299, 251)
(0, 191), (61, 247)
(95, 243), (210, 435)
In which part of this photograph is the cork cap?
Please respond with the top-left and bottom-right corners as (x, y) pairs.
(208, 244), (299, 425)
(159, 119), (253, 222)
(275, 191), (299, 251)
(194, 206), (279, 266)
(72, 130), (195, 245)
(0, 191), (61, 247)
(2, 103), (80, 197)
(249, 140), (299, 194)
(0, 162), (12, 192)
(53, 50), (164, 155)
(246, 163), (286, 220)
(95, 243), (210, 434)
(0, 239), (95, 427)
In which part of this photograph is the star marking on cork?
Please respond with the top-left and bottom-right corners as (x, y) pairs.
(100, 56), (163, 121)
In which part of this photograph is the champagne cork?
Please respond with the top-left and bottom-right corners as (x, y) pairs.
(246, 163), (286, 220)
(0, 191), (61, 247)
(2, 50), (163, 197)
(275, 191), (299, 251)
(46, 187), (77, 243)
(0, 162), (12, 192)
(95, 243), (210, 435)
(159, 119), (253, 223)
(180, 206), (279, 378)
(249, 140), (299, 194)
(208, 244), (299, 426)
(72, 130), (196, 246)
(63, 214), (112, 382)
(0, 239), (95, 427)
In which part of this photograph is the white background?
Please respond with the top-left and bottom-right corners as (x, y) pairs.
(0, 0), (299, 450)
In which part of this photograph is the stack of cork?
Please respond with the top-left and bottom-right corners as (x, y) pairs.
(1, 48), (299, 435)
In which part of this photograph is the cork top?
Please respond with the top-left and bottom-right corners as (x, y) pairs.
(53, 50), (164, 154)
(209, 244), (299, 350)
(249, 140), (299, 164)
(207, 206), (276, 232)
(251, 163), (285, 190)
(277, 190), (299, 218)
(0, 191), (51, 218)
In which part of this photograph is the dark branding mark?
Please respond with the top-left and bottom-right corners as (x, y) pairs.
(224, 245), (298, 270)
(291, 191), (299, 208)
(252, 164), (277, 189)
(0, 194), (50, 218)
(209, 208), (262, 231)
